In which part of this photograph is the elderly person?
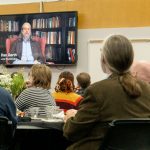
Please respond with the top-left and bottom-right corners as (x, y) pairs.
(10, 22), (44, 64)
(63, 34), (150, 150)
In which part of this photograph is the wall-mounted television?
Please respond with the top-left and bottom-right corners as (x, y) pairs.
(0, 11), (78, 66)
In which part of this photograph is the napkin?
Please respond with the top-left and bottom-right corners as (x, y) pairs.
(52, 111), (64, 119)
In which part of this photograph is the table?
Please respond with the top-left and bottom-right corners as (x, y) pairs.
(17, 119), (64, 130)
(12, 119), (71, 150)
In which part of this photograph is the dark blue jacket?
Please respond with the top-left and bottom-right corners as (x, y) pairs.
(0, 87), (17, 125)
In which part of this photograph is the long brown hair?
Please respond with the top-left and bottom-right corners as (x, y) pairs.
(101, 34), (142, 97)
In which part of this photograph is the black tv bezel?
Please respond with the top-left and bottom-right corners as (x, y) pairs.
(0, 11), (78, 67)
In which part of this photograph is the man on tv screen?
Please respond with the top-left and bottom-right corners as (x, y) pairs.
(8, 22), (44, 64)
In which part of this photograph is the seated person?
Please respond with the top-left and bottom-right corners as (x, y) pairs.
(0, 87), (17, 125)
(63, 34), (150, 150)
(52, 71), (83, 112)
(9, 22), (44, 64)
(131, 61), (150, 83)
(15, 64), (56, 115)
(75, 72), (91, 96)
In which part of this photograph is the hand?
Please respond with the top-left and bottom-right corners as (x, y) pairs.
(64, 109), (77, 123)
(17, 111), (25, 117)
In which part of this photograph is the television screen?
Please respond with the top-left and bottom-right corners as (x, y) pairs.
(0, 11), (78, 66)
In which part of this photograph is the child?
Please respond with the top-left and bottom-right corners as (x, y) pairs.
(75, 72), (91, 96)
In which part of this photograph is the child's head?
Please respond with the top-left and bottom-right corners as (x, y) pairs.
(76, 72), (91, 89)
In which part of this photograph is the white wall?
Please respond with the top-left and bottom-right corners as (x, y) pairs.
(7, 27), (150, 89)
(88, 39), (150, 83)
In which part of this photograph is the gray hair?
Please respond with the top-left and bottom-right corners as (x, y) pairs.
(101, 34), (134, 74)
(101, 34), (142, 98)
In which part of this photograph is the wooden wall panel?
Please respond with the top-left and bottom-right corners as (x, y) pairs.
(0, 3), (40, 14)
(0, 0), (150, 29)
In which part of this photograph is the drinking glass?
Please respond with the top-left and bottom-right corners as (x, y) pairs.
(29, 107), (39, 119)
(45, 106), (60, 119)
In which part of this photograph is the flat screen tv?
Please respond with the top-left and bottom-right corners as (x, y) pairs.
(0, 11), (78, 66)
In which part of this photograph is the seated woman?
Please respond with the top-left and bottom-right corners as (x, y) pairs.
(52, 71), (83, 112)
(15, 64), (56, 115)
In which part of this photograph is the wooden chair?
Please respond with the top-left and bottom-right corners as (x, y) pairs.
(31, 36), (46, 58)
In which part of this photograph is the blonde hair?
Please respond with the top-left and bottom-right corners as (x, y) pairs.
(101, 34), (142, 97)
(29, 64), (52, 89)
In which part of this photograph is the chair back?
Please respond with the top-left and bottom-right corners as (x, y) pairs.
(5, 36), (18, 64)
(6, 36), (18, 54)
(100, 118), (150, 150)
(0, 116), (15, 150)
(32, 36), (46, 58)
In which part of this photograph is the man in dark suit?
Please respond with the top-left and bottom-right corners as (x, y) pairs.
(9, 22), (44, 64)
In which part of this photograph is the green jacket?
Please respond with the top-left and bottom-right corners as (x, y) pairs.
(63, 74), (150, 150)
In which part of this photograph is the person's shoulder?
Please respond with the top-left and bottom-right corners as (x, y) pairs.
(138, 78), (150, 90)
(25, 87), (50, 94)
(20, 87), (35, 93)
(89, 79), (108, 88)
(24, 87), (38, 91)
(0, 87), (9, 94)
(11, 38), (22, 46)
(30, 38), (40, 45)
(52, 91), (57, 95)
(70, 92), (83, 99)
(14, 37), (22, 42)
(87, 77), (117, 94)
(0, 87), (13, 101)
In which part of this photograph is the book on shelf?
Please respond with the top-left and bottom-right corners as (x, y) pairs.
(67, 31), (75, 44)
(0, 20), (19, 32)
(45, 45), (62, 62)
(34, 31), (61, 45)
(67, 48), (75, 63)
(68, 17), (76, 27)
(32, 16), (60, 29)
